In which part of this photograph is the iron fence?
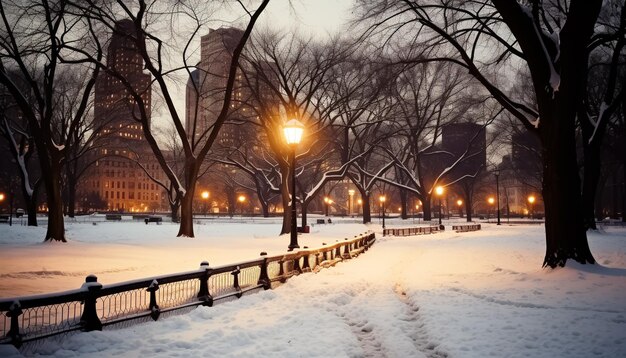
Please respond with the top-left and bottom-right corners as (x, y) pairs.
(0, 231), (376, 350)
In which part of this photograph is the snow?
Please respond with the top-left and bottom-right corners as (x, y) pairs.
(1, 217), (625, 357)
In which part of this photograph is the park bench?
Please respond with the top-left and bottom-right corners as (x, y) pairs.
(105, 214), (122, 221)
(0, 214), (9, 223)
(144, 216), (163, 225)
(383, 226), (440, 236)
(316, 219), (326, 224)
(451, 224), (481, 233)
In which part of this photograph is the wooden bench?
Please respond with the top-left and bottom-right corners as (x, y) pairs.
(316, 219), (326, 224)
(105, 214), (122, 221)
(451, 224), (481, 233)
(144, 216), (163, 225)
(0, 214), (9, 223)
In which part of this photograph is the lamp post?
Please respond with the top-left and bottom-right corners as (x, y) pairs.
(528, 195), (536, 220)
(283, 119), (304, 251)
(488, 197), (495, 222)
(457, 199), (463, 218)
(379, 195), (386, 229)
(201, 191), (209, 217)
(323, 196), (330, 216)
(357, 198), (362, 216)
(348, 189), (355, 215)
(238, 195), (246, 216)
(494, 170), (501, 225)
(435, 186), (444, 229)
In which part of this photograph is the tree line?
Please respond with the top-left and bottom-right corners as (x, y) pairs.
(1, 0), (624, 269)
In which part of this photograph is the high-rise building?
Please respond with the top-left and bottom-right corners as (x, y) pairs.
(185, 28), (246, 146)
(79, 19), (166, 213)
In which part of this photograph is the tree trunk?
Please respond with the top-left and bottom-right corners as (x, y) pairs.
(465, 195), (473, 222)
(43, 163), (66, 242)
(26, 192), (38, 226)
(362, 193), (371, 224)
(400, 190), (408, 219)
(423, 194), (432, 221)
(540, 92), (595, 267)
(170, 201), (180, 223)
(177, 192), (195, 237)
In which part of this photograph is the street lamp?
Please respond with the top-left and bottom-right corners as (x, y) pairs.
(357, 198), (362, 215)
(379, 195), (386, 229)
(457, 199), (463, 218)
(435, 186), (444, 229)
(348, 189), (355, 215)
(528, 195), (536, 220)
(283, 119), (304, 251)
(238, 195), (246, 216)
(323, 196), (331, 216)
(494, 170), (501, 225)
(201, 191), (209, 216)
(488, 196), (495, 222)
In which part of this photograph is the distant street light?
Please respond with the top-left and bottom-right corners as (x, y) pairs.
(201, 191), (210, 216)
(435, 186), (444, 229)
(528, 195), (536, 220)
(324, 196), (331, 216)
(283, 119), (304, 251)
(357, 198), (362, 215)
(238, 195), (246, 216)
(457, 199), (463, 218)
(488, 196), (495, 222)
(379, 195), (386, 229)
(494, 170), (501, 225)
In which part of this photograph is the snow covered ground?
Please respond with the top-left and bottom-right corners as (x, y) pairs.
(1, 217), (625, 357)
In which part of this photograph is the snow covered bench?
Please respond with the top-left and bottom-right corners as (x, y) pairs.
(144, 216), (163, 225)
(105, 214), (122, 221)
(451, 224), (481, 233)
(383, 226), (440, 236)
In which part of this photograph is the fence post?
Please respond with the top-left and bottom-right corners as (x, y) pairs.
(197, 261), (213, 307)
(147, 280), (160, 321)
(231, 266), (242, 298)
(342, 238), (351, 259)
(80, 275), (102, 332)
(322, 243), (328, 261)
(335, 242), (342, 260)
(293, 255), (302, 274)
(257, 252), (271, 290)
(301, 249), (311, 273)
(6, 300), (23, 348)
(276, 260), (286, 283)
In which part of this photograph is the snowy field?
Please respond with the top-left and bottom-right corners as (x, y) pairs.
(1, 217), (625, 357)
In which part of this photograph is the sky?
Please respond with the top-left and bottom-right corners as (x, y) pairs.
(152, 0), (355, 135)
(0, 217), (625, 357)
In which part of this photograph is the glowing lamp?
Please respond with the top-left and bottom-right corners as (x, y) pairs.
(283, 119), (304, 145)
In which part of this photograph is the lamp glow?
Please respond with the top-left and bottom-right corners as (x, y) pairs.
(283, 119), (304, 145)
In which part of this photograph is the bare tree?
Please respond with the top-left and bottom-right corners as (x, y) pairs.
(0, 72), (42, 225)
(68, 0), (270, 237)
(0, 0), (101, 241)
(357, 0), (611, 268)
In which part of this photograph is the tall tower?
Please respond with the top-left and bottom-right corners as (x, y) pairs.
(81, 19), (165, 213)
(186, 27), (245, 146)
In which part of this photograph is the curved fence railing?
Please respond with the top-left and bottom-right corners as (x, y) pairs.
(0, 231), (376, 350)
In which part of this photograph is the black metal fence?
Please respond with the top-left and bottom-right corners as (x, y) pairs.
(0, 232), (376, 350)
